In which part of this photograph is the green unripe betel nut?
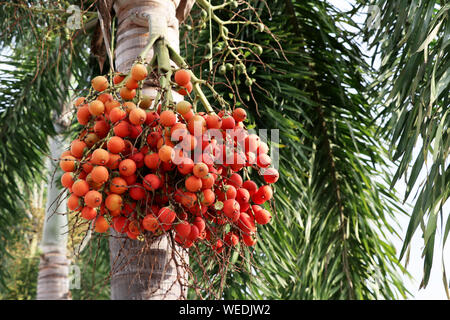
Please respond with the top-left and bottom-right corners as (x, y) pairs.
(254, 45), (263, 55)
(218, 65), (227, 75)
(258, 23), (265, 32)
(237, 63), (245, 74)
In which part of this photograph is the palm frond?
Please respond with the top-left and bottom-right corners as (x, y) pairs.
(364, 0), (449, 288)
(0, 1), (94, 291)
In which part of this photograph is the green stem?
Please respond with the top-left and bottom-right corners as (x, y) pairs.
(139, 34), (161, 61)
(154, 39), (171, 73)
(166, 45), (203, 83)
(208, 0), (213, 73)
(166, 45), (215, 114)
(193, 82), (214, 114)
(197, 0), (225, 25)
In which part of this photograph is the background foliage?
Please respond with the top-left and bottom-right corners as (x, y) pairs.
(362, 0), (449, 291)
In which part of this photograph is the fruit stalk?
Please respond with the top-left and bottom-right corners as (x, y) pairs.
(167, 45), (215, 114)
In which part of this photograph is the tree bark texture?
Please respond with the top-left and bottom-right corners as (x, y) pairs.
(109, 0), (194, 300)
(37, 125), (71, 300)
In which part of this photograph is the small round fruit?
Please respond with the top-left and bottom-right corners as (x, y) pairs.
(109, 107), (127, 123)
(105, 193), (123, 211)
(185, 175), (202, 192)
(158, 207), (176, 230)
(129, 107), (147, 125)
(236, 187), (250, 204)
(182, 109), (194, 122)
(262, 167), (279, 184)
(88, 100), (105, 116)
(177, 157), (194, 175)
(84, 133), (100, 148)
(81, 207), (97, 220)
(143, 174), (161, 191)
(242, 180), (258, 196)
(158, 145), (174, 163)
(109, 177), (127, 194)
(113, 74), (125, 84)
(142, 214), (159, 232)
(160, 110), (176, 127)
(125, 78), (139, 91)
(221, 116), (236, 130)
(105, 99), (120, 113)
(61, 172), (74, 189)
(113, 121), (130, 138)
(138, 95), (153, 109)
(180, 192), (197, 208)
(74, 97), (85, 107)
(131, 63), (148, 81)
(106, 153), (121, 170)
(70, 139), (87, 158)
(177, 81), (193, 96)
(94, 216), (110, 233)
(91, 165), (109, 184)
(113, 216), (128, 233)
(84, 190), (103, 208)
(224, 232), (239, 246)
(128, 220), (140, 235)
(206, 114), (222, 129)
(232, 108), (247, 122)
(193, 162), (209, 178)
(107, 136), (125, 154)
(119, 87), (136, 100)
(200, 189), (215, 206)
(91, 149), (110, 166)
(227, 173), (243, 188)
(258, 185), (273, 201)
(201, 174), (215, 189)
(254, 208), (271, 225)
(186, 225), (199, 241)
(176, 101), (192, 115)
(72, 179), (90, 197)
(94, 119), (110, 138)
(257, 153), (271, 168)
(174, 221), (191, 239)
(238, 212), (256, 234)
(245, 134), (260, 153)
(119, 159), (136, 177)
(242, 234), (257, 246)
(188, 115), (206, 136)
(174, 69), (191, 86)
(67, 194), (81, 211)
(129, 183), (145, 201)
(59, 155), (76, 172)
(91, 76), (108, 92)
(144, 152), (160, 170)
(223, 199), (240, 220)
(76, 105), (91, 125)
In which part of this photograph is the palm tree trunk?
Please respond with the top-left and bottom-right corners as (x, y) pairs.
(109, 0), (193, 300)
(37, 123), (71, 300)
